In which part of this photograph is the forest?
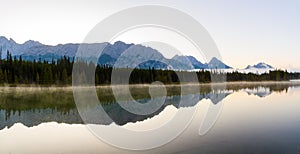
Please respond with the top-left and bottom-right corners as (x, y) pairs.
(0, 51), (299, 85)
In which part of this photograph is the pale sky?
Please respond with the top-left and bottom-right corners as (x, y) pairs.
(0, 0), (299, 70)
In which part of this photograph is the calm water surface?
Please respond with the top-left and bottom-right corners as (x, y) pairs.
(1, 82), (300, 153)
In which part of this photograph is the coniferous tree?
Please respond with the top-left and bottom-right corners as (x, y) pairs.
(0, 51), (298, 85)
(4, 70), (8, 83)
(36, 72), (40, 84)
(14, 75), (19, 84)
(62, 68), (68, 84)
(0, 69), (4, 84)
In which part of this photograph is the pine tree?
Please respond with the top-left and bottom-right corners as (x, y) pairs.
(36, 72), (40, 84)
(4, 70), (8, 83)
(62, 68), (68, 84)
(14, 75), (19, 84)
(43, 66), (53, 84)
(0, 69), (4, 84)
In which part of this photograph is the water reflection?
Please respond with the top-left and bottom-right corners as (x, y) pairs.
(0, 83), (297, 130)
(1, 83), (300, 153)
(243, 85), (289, 97)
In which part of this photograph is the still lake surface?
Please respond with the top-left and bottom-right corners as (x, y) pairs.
(1, 82), (300, 153)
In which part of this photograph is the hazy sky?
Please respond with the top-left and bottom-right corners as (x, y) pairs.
(0, 0), (299, 70)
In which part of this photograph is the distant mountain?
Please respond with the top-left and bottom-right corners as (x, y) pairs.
(0, 36), (78, 59)
(207, 57), (232, 69)
(0, 36), (43, 56)
(172, 55), (208, 69)
(137, 60), (170, 69)
(186, 56), (209, 69)
(245, 62), (274, 69)
(97, 54), (116, 66)
(0, 36), (233, 70)
(101, 41), (133, 59)
(113, 44), (170, 69)
(171, 55), (233, 70)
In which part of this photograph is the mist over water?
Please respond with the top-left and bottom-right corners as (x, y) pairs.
(1, 83), (300, 153)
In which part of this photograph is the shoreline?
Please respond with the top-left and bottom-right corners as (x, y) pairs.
(0, 81), (300, 91)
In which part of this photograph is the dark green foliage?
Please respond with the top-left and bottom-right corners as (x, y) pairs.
(0, 51), (75, 85)
(226, 70), (299, 82)
(0, 51), (299, 85)
(0, 68), (4, 83)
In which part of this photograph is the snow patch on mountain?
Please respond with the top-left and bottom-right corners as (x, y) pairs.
(245, 62), (274, 69)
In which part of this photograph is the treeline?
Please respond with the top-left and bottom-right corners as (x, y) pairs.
(0, 51), (73, 85)
(0, 51), (299, 85)
(226, 70), (299, 82)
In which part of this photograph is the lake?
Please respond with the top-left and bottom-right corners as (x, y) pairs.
(1, 82), (300, 153)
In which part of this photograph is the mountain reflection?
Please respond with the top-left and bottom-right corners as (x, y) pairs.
(244, 85), (289, 97)
(0, 83), (297, 130)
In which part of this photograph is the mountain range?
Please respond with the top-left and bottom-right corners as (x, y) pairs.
(0, 36), (273, 70)
(245, 62), (274, 69)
